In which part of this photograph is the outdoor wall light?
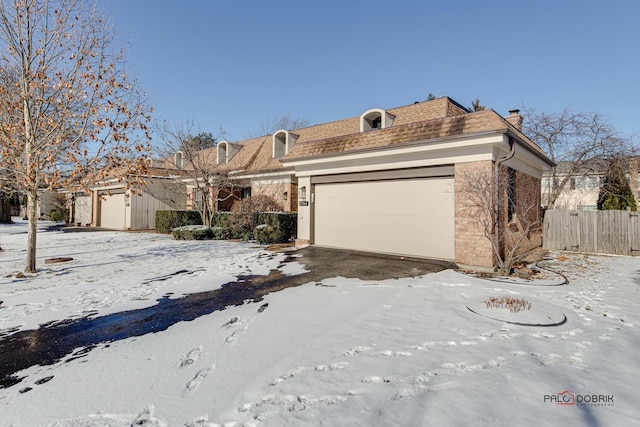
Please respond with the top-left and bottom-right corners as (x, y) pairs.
(283, 191), (288, 202)
(299, 186), (306, 200)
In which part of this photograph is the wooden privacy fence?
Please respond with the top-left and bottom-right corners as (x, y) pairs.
(543, 209), (640, 256)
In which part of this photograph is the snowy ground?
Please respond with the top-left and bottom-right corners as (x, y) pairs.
(0, 219), (638, 426)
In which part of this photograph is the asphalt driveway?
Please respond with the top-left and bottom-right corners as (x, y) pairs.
(288, 246), (456, 282)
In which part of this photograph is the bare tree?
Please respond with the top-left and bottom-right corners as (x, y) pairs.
(154, 121), (235, 227)
(0, 0), (152, 272)
(457, 163), (542, 275)
(522, 107), (636, 208)
(259, 114), (310, 136)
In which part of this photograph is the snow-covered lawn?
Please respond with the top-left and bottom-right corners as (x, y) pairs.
(0, 220), (638, 426)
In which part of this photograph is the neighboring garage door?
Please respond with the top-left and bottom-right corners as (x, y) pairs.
(74, 194), (92, 226)
(99, 192), (126, 229)
(314, 177), (454, 260)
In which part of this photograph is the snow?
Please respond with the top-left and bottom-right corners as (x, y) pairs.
(0, 219), (638, 426)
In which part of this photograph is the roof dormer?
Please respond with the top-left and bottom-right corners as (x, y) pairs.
(272, 130), (299, 159)
(216, 140), (239, 165)
(360, 108), (395, 132)
(175, 151), (184, 170)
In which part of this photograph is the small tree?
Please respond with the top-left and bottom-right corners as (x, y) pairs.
(597, 158), (637, 211)
(470, 97), (485, 112)
(154, 121), (235, 227)
(457, 163), (541, 275)
(0, 0), (152, 272)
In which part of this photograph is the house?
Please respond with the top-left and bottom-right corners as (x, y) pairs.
(63, 167), (188, 229)
(70, 96), (554, 271)
(542, 158), (639, 210)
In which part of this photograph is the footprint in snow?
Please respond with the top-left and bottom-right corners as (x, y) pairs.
(131, 404), (166, 426)
(269, 366), (307, 386)
(315, 361), (349, 371)
(342, 346), (372, 356)
(178, 346), (203, 368)
(379, 350), (413, 357)
(182, 365), (215, 397)
(222, 316), (240, 328)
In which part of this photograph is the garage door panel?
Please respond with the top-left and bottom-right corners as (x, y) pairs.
(100, 193), (126, 229)
(314, 178), (454, 260)
(75, 195), (92, 225)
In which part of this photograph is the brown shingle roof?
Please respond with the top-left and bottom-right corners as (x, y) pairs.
(150, 97), (550, 177)
(284, 106), (549, 163)
(283, 110), (504, 159)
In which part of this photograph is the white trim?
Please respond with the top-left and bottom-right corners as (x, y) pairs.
(272, 130), (299, 158)
(360, 108), (396, 132)
(229, 169), (295, 180)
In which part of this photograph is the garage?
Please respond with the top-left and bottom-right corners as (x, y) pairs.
(313, 175), (455, 260)
(99, 192), (126, 229)
(74, 194), (92, 226)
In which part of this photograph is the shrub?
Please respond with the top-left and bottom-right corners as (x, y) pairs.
(155, 210), (202, 233)
(171, 225), (213, 240)
(48, 209), (65, 222)
(253, 212), (297, 244)
(211, 226), (232, 240)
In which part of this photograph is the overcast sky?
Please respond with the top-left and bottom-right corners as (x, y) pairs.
(102, 0), (640, 143)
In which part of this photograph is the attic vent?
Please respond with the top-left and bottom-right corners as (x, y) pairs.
(175, 151), (184, 170)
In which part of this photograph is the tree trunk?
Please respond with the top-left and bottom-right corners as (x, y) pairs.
(26, 190), (38, 273)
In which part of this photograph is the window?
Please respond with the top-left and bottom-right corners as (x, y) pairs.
(569, 178), (576, 190)
(507, 167), (516, 222)
(242, 188), (251, 199)
(194, 189), (204, 210)
(360, 109), (395, 132)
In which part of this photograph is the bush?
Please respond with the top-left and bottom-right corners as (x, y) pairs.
(48, 209), (65, 222)
(171, 225), (213, 240)
(211, 226), (232, 240)
(155, 210), (202, 233)
(253, 212), (297, 244)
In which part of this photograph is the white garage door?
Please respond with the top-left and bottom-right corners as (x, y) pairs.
(314, 177), (454, 260)
(100, 193), (126, 229)
(75, 194), (92, 226)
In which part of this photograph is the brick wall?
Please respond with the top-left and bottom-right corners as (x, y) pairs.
(454, 161), (495, 269)
(251, 182), (298, 212)
(454, 161), (543, 270)
(502, 169), (543, 257)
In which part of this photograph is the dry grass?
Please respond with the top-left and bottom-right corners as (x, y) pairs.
(485, 296), (532, 313)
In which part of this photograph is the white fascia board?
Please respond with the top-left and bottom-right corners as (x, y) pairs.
(250, 176), (291, 185)
(284, 132), (504, 168)
(229, 169), (294, 181)
(290, 134), (503, 177)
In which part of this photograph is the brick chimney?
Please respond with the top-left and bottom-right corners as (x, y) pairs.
(506, 109), (523, 131)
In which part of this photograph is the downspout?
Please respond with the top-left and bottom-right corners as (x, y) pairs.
(494, 136), (516, 268)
